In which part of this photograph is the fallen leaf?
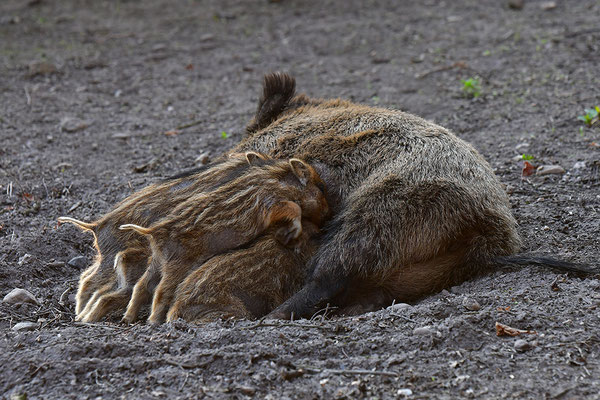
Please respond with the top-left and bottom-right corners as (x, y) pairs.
(22, 193), (34, 202)
(185, 64), (194, 70)
(495, 322), (537, 337)
(164, 130), (180, 136)
(521, 161), (535, 177)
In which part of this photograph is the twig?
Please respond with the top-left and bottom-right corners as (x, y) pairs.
(164, 357), (212, 370)
(241, 320), (336, 331)
(29, 361), (50, 377)
(59, 285), (72, 306)
(179, 372), (190, 391)
(565, 28), (600, 38)
(244, 317), (267, 329)
(299, 365), (398, 378)
(24, 86), (32, 106)
(550, 274), (565, 291)
(389, 313), (418, 323)
(68, 201), (82, 213)
(310, 303), (338, 321)
(41, 178), (49, 199)
(176, 120), (205, 130)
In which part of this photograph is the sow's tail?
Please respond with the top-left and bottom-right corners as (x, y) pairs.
(57, 216), (97, 231)
(494, 254), (598, 275)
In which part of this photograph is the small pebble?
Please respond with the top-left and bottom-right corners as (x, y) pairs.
(413, 326), (432, 336)
(60, 117), (89, 133)
(47, 261), (65, 268)
(397, 388), (413, 396)
(388, 303), (413, 312)
(462, 297), (481, 311)
(12, 321), (38, 331)
(195, 152), (211, 165)
(514, 339), (532, 352)
(18, 254), (33, 266)
(536, 165), (565, 176)
(239, 386), (256, 396)
(573, 161), (586, 169)
(67, 256), (88, 269)
(540, 1), (556, 10)
(586, 279), (599, 290)
(515, 142), (529, 150)
(3, 288), (39, 305)
(508, 0), (524, 9)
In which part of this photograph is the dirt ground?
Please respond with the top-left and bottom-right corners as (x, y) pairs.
(1, 0), (599, 398)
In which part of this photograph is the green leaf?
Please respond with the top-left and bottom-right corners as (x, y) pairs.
(220, 131), (228, 139)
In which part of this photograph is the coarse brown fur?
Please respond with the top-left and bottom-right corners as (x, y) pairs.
(231, 72), (523, 319)
(120, 157), (329, 324)
(58, 151), (272, 322)
(167, 220), (321, 323)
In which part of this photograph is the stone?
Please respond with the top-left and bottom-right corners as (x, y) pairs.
(540, 1), (556, 10)
(508, 0), (524, 10)
(3, 288), (39, 305)
(388, 303), (413, 312)
(67, 256), (88, 269)
(413, 326), (433, 336)
(536, 165), (565, 176)
(60, 117), (90, 133)
(12, 321), (38, 331)
(514, 339), (531, 352)
(462, 297), (481, 311)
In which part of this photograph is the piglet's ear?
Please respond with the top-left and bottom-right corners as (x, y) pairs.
(289, 158), (310, 186)
(245, 151), (263, 165)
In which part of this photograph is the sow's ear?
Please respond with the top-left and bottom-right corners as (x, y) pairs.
(289, 158), (311, 186)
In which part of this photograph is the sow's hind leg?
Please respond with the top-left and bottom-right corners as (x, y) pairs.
(268, 175), (520, 319)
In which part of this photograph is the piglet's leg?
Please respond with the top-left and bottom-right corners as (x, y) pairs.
(76, 285), (112, 321)
(122, 258), (160, 324)
(148, 263), (189, 325)
(80, 289), (132, 323)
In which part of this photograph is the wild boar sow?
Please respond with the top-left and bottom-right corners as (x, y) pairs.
(233, 73), (523, 319)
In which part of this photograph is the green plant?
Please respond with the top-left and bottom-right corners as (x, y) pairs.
(577, 107), (599, 127)
(521, 154), (534, 161)
(460, 78), (481, 98)
(221, 131), (228, 139)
